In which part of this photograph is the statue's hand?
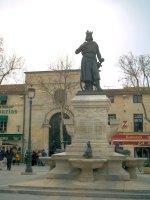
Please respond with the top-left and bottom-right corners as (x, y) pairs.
(75, 49), (79, 54)
(100, 58), (105, 63)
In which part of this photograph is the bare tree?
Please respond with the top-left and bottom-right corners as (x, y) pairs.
(0, 37), (25, 84)
(118, 51), (150, 122)
(39, 56), (79, 150)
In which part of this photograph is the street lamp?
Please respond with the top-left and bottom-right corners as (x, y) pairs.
(25, 87), (35, 173)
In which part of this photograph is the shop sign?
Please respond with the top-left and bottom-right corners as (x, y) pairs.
(0, 134), (22, 140)
(113, 141), (150, 145)
(112, 134), (150, 145)
(0, 105), (17, 114)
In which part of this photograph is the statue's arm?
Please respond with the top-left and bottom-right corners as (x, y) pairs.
(75, 42), (86, 54)
(96, 44), (102, 62)
(75, 45), (82, 54)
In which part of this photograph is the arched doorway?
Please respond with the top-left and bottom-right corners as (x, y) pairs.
(48, 112), (71, 156)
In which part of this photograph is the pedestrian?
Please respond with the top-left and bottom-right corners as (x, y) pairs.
(32, 151), (37, 166)
(12, 153), (16, 165)
(39, 149), (47, 166)
(5, 148), (14, 170)
(24, 151), (28, 164)
(41, 149), (47, 157)
(37, 150), (43, 166)
(0, 147), (5, 170)
(15, 153), (21, 165)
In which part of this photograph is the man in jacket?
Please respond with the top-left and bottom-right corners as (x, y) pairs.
(0, 147), (4, 170)
(5, 148), (14, 170)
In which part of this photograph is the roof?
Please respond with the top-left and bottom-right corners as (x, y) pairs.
(0, 84), (25, 95)
(25, 69), (80, 74)
(0, 83), (150, 96)
(104, 87), (150, 95)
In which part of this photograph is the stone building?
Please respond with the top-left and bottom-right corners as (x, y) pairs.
(106, 88), (150, 158)
(0, 70), (150, 159)
(24, 70), (80, 155)
(0, 84), (25, 152)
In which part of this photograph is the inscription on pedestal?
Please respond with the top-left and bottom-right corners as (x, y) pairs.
(75, 119), (103, 140)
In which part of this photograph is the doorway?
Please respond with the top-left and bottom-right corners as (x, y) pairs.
(48, 112), (71, 156)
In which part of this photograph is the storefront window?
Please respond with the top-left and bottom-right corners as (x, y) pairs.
(0, 115), (8, 132)
(134, 147), (150, 158)
(0, 121), (7, 132)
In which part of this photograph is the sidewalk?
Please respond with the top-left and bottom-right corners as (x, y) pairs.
(0, 163), (49, 188)
(0, 163), (150, 200)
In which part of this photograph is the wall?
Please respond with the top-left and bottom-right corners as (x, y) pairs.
(24, 70), (80, 152)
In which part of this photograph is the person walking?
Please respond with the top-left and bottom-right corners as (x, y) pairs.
(0, 147), (5, 170)
(41, 149), (47, 157)
(15, 153), (21, 165)
(5, 148), (14, 170)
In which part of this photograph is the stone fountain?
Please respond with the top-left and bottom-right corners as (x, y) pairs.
(41, 92), (146, 182)
(4, 91), (148, 199)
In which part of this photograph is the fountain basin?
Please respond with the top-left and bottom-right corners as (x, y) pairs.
(124, 158), (146, 179)
(69, 158), (107, 169)
(69, 158), (107, 181)
(39, 157), (55, 170)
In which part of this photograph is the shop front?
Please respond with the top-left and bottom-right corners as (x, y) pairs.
(112, 133), (150, 158)
(0, 133), (22, 152)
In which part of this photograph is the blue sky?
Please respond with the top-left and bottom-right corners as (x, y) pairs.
(0, 0), (150, 88)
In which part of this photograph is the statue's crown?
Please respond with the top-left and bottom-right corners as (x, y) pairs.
(86, 30), (93, 36)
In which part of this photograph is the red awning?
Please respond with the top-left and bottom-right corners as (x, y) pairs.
(112, 134), (150, 145)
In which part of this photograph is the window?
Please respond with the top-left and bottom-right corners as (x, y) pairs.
(108, 96), (114, 103)
(134, 114), (143, 132)
(0, 115), (8, 132)
(0, 96), (7, 105)
(0, 121), (7, 132)
(133, 95), (142, 103)
(134, 147), (150, 158)
(108, 114), (116, 125)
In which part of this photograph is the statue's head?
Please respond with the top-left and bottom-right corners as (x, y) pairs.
(87, 141), (91, 147)
(85, 30), (93, 42)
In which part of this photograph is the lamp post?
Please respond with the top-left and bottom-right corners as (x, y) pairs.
(25, 87), (35, 173)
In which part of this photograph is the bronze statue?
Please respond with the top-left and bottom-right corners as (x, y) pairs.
(83, 141), (93, 158)
(75, 31), (104, 91)
(115, 143), (131, 156)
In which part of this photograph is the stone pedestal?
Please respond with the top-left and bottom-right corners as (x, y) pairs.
(66, 94), (114, 156)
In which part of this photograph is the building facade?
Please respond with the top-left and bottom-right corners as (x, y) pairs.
(24, 70), (80, 156)
(0, 84), (25, 154)
(106, 88), (150, 158)
(0, 70), (150, 159)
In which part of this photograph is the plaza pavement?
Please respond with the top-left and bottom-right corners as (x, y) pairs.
(0, 163), (150, 200)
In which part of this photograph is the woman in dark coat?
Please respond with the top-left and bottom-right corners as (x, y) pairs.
(5, 149), (14, 170)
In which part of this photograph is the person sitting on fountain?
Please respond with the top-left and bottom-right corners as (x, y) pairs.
(83, 141), (93, 158)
